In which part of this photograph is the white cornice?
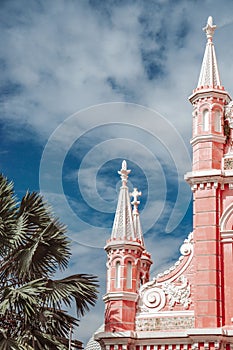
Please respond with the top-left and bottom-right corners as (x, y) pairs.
(185, 169), (222, 180)
(136, 310), (194, 318)
(94, 327), (233, 345)
(189, 89), (231, 104)
(190, 134), (225, 146)
(103, 291), (138, 302)
(185, 171), (233, 189)
(104, 240), (143, 252)
(94, 331), (135, 342)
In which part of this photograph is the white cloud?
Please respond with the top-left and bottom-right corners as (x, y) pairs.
(2, 0), (233, 345)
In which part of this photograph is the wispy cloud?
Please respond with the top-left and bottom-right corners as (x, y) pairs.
(2, 0), (233, 345)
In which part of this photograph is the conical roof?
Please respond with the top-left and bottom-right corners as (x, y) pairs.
(110, 160), (143, 242)
(197, 16), (221, 88)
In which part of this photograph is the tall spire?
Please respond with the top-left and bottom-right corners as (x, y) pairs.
(197, 16), (221, 88)
(110, 160), (137, 241)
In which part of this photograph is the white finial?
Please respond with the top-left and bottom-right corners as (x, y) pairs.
(203, 16), (216, 41)
(130, 188), (142, 214)
(118, 160), (131, 187)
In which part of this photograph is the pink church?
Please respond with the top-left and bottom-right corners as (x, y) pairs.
(89, 16), (233, 350)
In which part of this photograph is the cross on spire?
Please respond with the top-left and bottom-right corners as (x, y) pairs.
(130, 187), (142, 214)
(203, 16), (216, 42)
(118, 160), (131, 187)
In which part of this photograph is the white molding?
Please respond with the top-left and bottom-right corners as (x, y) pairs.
(136, 310), (194, 318)
(185, 169), (222, 178)
(187, 328), (224, 335)
(103, 291), (138, 302)
(220, 202), (233, 231)
(105, 240), (143, 252)
(190, 134), (225, 146)
(94, 331), (135, 341)
(189, 88), (231, 104)
(223, 170), (233, 177)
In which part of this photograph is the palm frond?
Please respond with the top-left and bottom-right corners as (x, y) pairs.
(0, 174), (99, 348)
(0, 328), (25, 350)
(37, 307), (78, 337)
(0, 174), (17, 255)
(0, 279), (47, 318)
(45, 274), (99, 316)
(21, 328), (67, 350)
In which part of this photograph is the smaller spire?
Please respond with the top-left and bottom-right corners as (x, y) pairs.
(130, 188), (144, 244)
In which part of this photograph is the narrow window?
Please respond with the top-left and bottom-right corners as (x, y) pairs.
(214, 110), (221, 132)
(115, 261), (120, 288)
(126, 261), (132, 289)
(193, 111), (198, 135)
(203, 109), (209, 131)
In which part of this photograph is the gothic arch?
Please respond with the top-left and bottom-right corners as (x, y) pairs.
(220, 202), (233, 231)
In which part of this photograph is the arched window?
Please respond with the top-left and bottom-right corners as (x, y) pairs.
(193, 110), (198, 135)
(203, 109), (209, 131)
(214, 110), (221, 132)
(126, 261), (132, 289)
(115, 261), (120, 288)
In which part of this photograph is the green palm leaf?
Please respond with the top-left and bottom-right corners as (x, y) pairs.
(0, 279), (47, 318)
(0, 174), (99, 348)
(45, 274), (99, 316)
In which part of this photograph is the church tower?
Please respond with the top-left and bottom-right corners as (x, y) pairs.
(185, 16), (233, 329)
(93, 16), (233, 350)
(103, 160), (152, 332)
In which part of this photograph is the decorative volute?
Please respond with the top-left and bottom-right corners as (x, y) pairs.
(110, 160), (141, 242)
(197, 16), (221, 89)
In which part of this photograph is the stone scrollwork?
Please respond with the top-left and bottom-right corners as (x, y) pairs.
(138, 275), (191, 313)
(162, 275), (191, 310)
(225, 101), (233, 128)
(156, 232), (193, 279)
(142, 287), (166, 311)
(180, 232), (193, 256)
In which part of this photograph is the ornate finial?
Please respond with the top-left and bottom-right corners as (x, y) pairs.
(203, 16), (216, 42)
(130, 187), (142, 214)
(118, 160), (131, 187)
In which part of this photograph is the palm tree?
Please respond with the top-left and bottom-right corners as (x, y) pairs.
(0, 174), (98, 349)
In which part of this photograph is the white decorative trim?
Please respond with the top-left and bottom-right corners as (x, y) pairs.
(141, 287), (166, 312)
(138, 275), (192, 314)
(187, 328), (224, 335)
(156, 232), (194, 282)
(225, 101), (233, 128)
(191, 133), (225, 146)
(220, 202), (233, 231)
(221, 232), (233, 243)
(186, 169), (222, 177)
(136, 310), (194, 318)
(105, 240), (143, 252)
(189, 88), (231, 104)
(162, 276), (191, 310)
(103, 292), (138, 302)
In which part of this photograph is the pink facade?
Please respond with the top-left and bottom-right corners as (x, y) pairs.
(94, 16), (233, 350)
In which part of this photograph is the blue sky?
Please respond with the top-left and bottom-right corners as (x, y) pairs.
(1, 0), (233, 345)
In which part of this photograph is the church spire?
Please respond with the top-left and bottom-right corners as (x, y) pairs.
(110, 160), (139, 241)
(197, 16), (221, 88)
(130, 187), (144, 245)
